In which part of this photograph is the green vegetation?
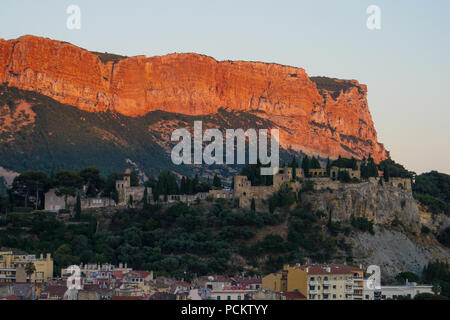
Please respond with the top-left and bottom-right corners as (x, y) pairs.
(360, 156), (378, 179)
(437, 227), (450, 248)
(350, 215), (374, 234)
(413, 171), (450, 215)
(0, 192), (358, 279)
(0, 176), (7, 196)
(395, 271), (420, 284)
(422, 261), (450, 298)
(268, 183), (296, 213)
(331, 156), (358, 170)
(378, 159), (413, 179)
(310, 77), (363, 99)
(413, 293), (448, 300)
(337, 170), (351, 183)
(240, 161), (273, 186)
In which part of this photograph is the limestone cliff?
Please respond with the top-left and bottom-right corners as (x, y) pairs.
(302, 180), (450, 277)
(303, 179), (420, 231)
(0, 35), (389, 162)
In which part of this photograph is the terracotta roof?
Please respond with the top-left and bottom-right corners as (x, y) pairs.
(300, 263), (362, 275)
(199, 275), (230, 282)
(232, 277), (262, 284)
(41, 285), (67, 298)
(111, 296), (144, 300)
(284, 292), (307, 300)
(133, 271), (152, 278)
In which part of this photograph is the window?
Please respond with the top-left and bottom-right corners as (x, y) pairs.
(237, 296), (241, 300)
(227, 296), (231, 300)
(333, 285), (336, 289)
(333, 294), (336, 299)
(217, 296), (221, 300)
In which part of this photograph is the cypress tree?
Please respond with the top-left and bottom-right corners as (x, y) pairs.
(302, 156), (311, 177)
(143, 187), (148, 208)
(75, 193), (81, 220)
(326, 158), (331, 176)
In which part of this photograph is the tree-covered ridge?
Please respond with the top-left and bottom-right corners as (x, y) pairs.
(0, 85), (292, 178)
(0, 195), (358, 278)
(413, 171), (450, 215)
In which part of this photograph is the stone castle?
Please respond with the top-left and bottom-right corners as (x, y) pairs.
(44, 163), (411, 213)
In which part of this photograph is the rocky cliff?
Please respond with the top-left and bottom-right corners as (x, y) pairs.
(302, 180), (450, 277)
(0, 35), (388, 162)
(303, 179), (420, 231)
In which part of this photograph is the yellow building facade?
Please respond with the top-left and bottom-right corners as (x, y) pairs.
(263, 263), (364, 300)
(0, 249), (53, 283)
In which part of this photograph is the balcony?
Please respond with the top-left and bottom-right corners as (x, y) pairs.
(309, 290), (318, 295)
(309, 280), (318, 286)
(345, 279), (353, 285)
(353, 283), (364, 289)
(323, 280), (331, 285)
(345, 289), (353, 294)
(323, 289), (331, 294)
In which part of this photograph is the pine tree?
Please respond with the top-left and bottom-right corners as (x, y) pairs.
(128, 195), (133, 208)
(213, 174), (222, 188)
(302, 156), (310, 177)
(326, 158), (331, 176)
(310, 156), (321, 169)
(143, 187), (148, 208)
(291, 157), (298, 179)
(384, 166), (390, 182)
(75, 193), (81, 220)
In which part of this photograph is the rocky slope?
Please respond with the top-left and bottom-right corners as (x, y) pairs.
(351, 226), (450, 279)
(303, 179), (420, 231)
(302, 180), (450, 278)
(0, 35), (388, 162)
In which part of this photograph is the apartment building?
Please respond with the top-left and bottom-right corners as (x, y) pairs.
(0, 248), (53, 283)
(262, 263), (364, 300)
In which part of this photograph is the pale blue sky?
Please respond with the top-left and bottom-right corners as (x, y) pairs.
(0, 0), (449, 174)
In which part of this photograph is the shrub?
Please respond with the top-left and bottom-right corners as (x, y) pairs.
(421, 225), (431, 234)
(350, 215), (374, 234)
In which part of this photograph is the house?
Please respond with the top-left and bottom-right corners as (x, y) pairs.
(330, 166), (360, 180)
(40, 285), (68, 300)
(230, 277), (262, 290)
(309, 168), (327, 177)
(44, 188), (115, 212)
(44, 189), (75, 212)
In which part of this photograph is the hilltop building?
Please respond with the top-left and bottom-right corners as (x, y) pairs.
(115, 169), (151, 206)
(233, 166), (301, 209)
(44, 188), (115, 212)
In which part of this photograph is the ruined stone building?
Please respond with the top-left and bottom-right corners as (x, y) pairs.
(115, 170), (152, 206)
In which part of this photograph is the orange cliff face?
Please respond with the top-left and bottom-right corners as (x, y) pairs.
(0, 35), (389, 162)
